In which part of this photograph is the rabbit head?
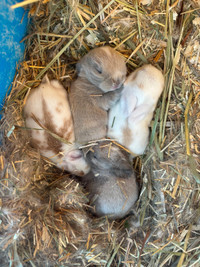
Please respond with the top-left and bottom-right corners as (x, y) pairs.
(76, 46), (127, 92)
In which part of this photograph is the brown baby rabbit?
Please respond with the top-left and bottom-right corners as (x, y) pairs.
(83, 141), (138, 219)
(23, 75), (90, 176)
(69, 46), (127, 144)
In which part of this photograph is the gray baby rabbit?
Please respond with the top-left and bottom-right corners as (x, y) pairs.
(69, 46), (127, 144)
(83, 141), (138, 219)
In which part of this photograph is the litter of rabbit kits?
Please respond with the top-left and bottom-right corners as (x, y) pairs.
(0, 0), (200, 266)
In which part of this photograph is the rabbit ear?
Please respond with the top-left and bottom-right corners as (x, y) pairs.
(111, 167), (133, 178)
(128, 103), (152, 124)
(76, 62), (82, 74)
(42, 74), (50, 84)
(120, 89), (137, 118)
(87, 54), (102, 72)
(109, 154), (133, 178)
(76, 54), (91, 74)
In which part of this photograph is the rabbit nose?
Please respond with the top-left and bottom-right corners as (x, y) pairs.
(112, 79), (121, 88)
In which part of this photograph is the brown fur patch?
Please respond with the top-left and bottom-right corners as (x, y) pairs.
(23, 113), (29, 119)
(42, 98), (63, 155)
(55, 106), (62, 113)
(30, 138), (42, 149)
(122, 126), (133, 147)
(55, 102), (64, 113)
(40, 97), (74, 155)
(59, 118), (73, 141)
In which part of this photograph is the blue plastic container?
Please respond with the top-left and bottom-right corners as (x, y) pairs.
(0, 0), (28, 110)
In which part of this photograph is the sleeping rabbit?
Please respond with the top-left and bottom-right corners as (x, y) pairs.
(108, 64), (164, 156)
(82, 141), (138, 219)
(23, 75), (90, 176)
(69, 46), (127, 144)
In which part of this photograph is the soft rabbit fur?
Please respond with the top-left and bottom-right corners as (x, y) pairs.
(69, 46), (127, 144)
(23, 75), (90, 176)
(108, 64), (164, 156)
(83, 142), (138, 219)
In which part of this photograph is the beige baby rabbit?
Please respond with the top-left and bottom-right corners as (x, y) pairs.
(69, 46), (127, 144)
(108, 64), (164, 156)
(82, 141), (138, 219)
(23, 75), (90, 176)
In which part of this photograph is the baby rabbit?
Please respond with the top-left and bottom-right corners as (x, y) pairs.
(69, 46), (127, 144)
(83, 141), (138, 219)
(23, 75), (90, 176)
(108, 64), (164, 156)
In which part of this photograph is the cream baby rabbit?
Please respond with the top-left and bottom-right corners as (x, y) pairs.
(23, 75), (90, 176)
(83, 141), (138, 219)
(108, 64), (164, 156)
(69, 46), (127, 144)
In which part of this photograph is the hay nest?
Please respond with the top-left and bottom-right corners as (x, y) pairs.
(0, 0), (200, 266)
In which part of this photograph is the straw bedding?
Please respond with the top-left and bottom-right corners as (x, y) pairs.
(0, 0), (200, 266)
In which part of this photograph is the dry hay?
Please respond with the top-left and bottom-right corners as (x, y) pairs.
(0, 0), (200, 266)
